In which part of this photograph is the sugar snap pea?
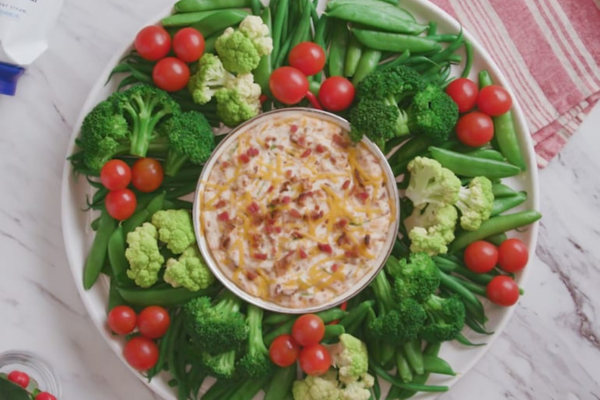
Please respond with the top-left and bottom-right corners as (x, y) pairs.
(107, 279), (125, 313)
(108, 225), (135, 287)
(174, 0), (251, 12)
(344, 35), (363, 77)
(323, 324), (345, 341)
(190, 9), (249, 37)
(403, 338), (424, 375)
(492, 182), (518, 198)
(422, 355), (456, 376)
(161, 11), (218, 27)
(117, 284), (220, 307)
(464, 148), (506, 162)
(352, 49), (382, 85)
(429, 146), (521, 179)
(122, 192), (166, 236)
(254, 7), (272, 94)
(326, 5), (428, 35)
(329, 21), (350, 77)
(353, 28), (441, 53)
(485, 232), (507, 246)
(84, 209), (117, 290)
(491, 191), (527, 216)
(264, 364), (296, 400)
(395, 350), (413, 383)
(327, 0), (415, 22)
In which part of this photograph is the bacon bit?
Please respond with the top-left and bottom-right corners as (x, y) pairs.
(298, 248), (308, 259)
(275, 251), (295, 276)
(330, 156), (337, 165)
(247, 147), (259, 157)
(337, 233), (350, 246)
(316, 144), (326, 153)
(332, 134), (349, 148)
(280, 181), (290, 193)
(331, 263), (339, 272)
(275, 226), (282, 234)
(246, 270), (258, 280)
(267, 185), (275, 193)
(266, 210), (279, 225)
(364, 234), (371, 246)
(356, 191), (369, 203)
(252, 215), (264, 226)
(219, 236), (230, 250)
(215, 199), (228, 209)
(335, 219), (348, 229)
(217, 212), (229, 222)
(247, 201), (260, 214)
(238, 153), (250, 164)
(289, 209), (302, 219)
(220, 161), (231, 169)
(264, 137), (275, 148)
(342, 180), (351, 190)
(292, 231), (303, 239)
(318, 243), (333, 254)
(300, 148), (312, 158)
(252, 253), (268, 260)
(354, 169), (365, 187)
(297, 191), (313, 206)
(282, 196), (292, 204)
(314, 204), (320, 211)
(345, 249), (359, 258)
(290, 124), (298, 133)
(285, 170), (293, 178)
(311, 211), (324, 220)
(265, 225), (274, 234)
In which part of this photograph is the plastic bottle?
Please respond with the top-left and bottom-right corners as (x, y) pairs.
(0, 0), (64, 96)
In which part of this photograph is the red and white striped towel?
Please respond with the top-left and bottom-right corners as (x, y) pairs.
(430, 0), (600, 168)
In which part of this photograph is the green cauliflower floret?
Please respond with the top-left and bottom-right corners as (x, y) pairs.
(238, 15), (273, 56)
(187, 53), (235, 105)
(404, 203), (458, 256)
(151, 210), (196, 254)
(215, 73), (261, 127)
(405, 157), (461, 207)
(327, 334), (369, 384)
(164, 246), (214, 291)
(455, 176), (494, 231)
(125, 223), (165, 288)
(216, 28), (261, 74)
(293, 370), (341, 400)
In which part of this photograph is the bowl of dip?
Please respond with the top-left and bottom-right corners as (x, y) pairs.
(193, 108), (400, 314)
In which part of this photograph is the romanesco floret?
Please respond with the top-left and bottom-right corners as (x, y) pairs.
(328, 334), (369, 384)
(405, 157), (461, 207)
(125, 223), (165, 288)
(215, 73), (261, 127)
(238, 15), (273, 56)
(187, 53), (234, 105)
(293, 370), (341, 400)
(164, 246), (214, 291)
(405, 203), (458, 255)
(455, 176), (494, 231)
(216, 28), (261, 74)
(151, 209), (196, 254)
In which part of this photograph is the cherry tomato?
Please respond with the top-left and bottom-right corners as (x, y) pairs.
(173, 28), (205, 63)
(487, 275), (519, 306)
(292, 314), (325, 347)
(8, 371), (29, 388)
(288, 42), (326, 76)
(105, 188), (137, 221)
(134, 26), (171, 61)
(35, 393), (57, 400)
(299, 344), (331, 376)
(319, 77), (355, 112)
(107, 305), (137, 335)
(464, 241), (498, 274)
(131, 158), (164, 193)
(138, 306), (170, 339)
(269, 334), (301, 367)
(445, 78), (478, 113)
(100, 160), (132, 191)
(269, 67), (309, 105)
(123, 336), (159, 371)
(498, 238), (529, 273)
(477, 85), (512, 116)
(153, 57), (190, 92)
(455, 112), (494, 147)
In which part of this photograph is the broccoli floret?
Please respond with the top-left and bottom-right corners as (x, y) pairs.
(327, 334), (369, 384)
(357, 65), (425, 101)
(151, 209), (196, 254)
(164, 246), (215, 291)
(158, 111), (215, 176)
(113, 84), (180, 157)
(405, 157), (461, 207)
(215, 73), (261, 127)
(183, 290), (248, 355)
(293, 370), (341, 400)
(402, 85), (459, 143)
(419, 294), (466, 342)
(187, 53), (235, 105)
(385, 253), (440, 303)
(455, 176), (494, 231)
(125, 223), (165, 288)
(238, 304), (273, 378)
(348, 98), (405, 150)
(216, 28), (261, 74)
(201, 349), (237, 380)
(404, 203), (458, 256)
(238, 15), (273, 56)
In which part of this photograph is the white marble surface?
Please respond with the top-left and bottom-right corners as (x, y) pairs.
(1, 0), (600, 399)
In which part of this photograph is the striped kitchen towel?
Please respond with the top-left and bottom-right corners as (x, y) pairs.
(430, 0), (600, 168)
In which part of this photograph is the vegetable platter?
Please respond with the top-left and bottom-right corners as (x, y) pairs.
(60, 0), (541, 400)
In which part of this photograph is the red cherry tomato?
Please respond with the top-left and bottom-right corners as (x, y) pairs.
(292, 314), (325, 347)
(138, 306), (171, 339)
(464, 241), (499, 274)
(299, 344), (332, 376)
(445, 78), (479, 113)
(105, 188), (137, 221)
(269, 334), (301, 367)
(487, 275), (520, 306)
(100, 160), (132, 191)
(269, 67), (309, 105)
(173, 28), (205, 63)
(107, 305), (137, 335)
(455, 112), (494, 147)
(498, 238), (529, 273)
(134, 26), (171, 61)
(153, 57), (190, 92)
(8, 371), (29, 388)
(35, 393), (57, 400)
(477, 85), (512, 116)
(318, 77), (356, 112)
(123, 336), (159, 371)
(288, 42), (326, 76)
(131, 158), (164, 193)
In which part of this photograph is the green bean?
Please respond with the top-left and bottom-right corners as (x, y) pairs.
(254, 7), (272, 94)
(90, 216), (100, 231)
(309, 79), (321, 96)
(426, 34), (460, 42)
(323, 324), (346, 341)
(108, 226), (136, 287)
(148, 310), (180, 380)
(289, 0), (313, 51)
(395, 350), (413, 383)
(456, 332), (486, 347)
(461, 40), (474, 78)
(190, 9), (249, 37)
(352, 49), (382, 85)
(338, 300), (375, 333)
(352, 29), (441, 53)
(429, 146), (521, 179)
(174, 0), (251, 12)
(403, 338), (424, 375)
(491, 191), (527, 216)
(117, 284), (220, 307)
(377, 50), (411, 72)
(344, 35), (363, 77)
(271, 0), (288, 65)
(485, 232), (508, 246)
(492, 182), (518, 198)
(326, 5), (427, 35)
(422, 355), (456, 376)
(264, 307), (348, 345)
(370, 359), (448, 392)
(465, 315), (494, 335)
(264, 364), (296, 400)
(427, 21), (437, 36)
(83, 209), (117, 290)
(202, 379), (237, 400)
(161, 11), (218, 27)
(327, 0), (415, 22)
(431, 30), (464, 63)
(250, 0), (261, 15)
(450, 210), (542, 253)
(464, 148), (506, 161)
(229, 374), (272, 400)
(454, 275), (487, 297)
(434, 255), (497, 286)
(329, 21), (350, 77)
(122, 192), (166, 236)
(439, 270), (486, 321)
(314, 15), (329, 50)
(264, 312), (295, 325)
(107, 279), (125, 314)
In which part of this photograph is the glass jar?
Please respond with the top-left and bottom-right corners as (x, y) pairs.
(0, 350), (62, 398)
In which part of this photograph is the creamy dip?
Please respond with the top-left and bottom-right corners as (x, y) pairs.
(199, 112), (395, 308)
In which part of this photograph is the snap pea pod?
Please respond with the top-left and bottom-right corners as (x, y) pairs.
(190, 9), (249, 37)
(344, 35), (363, 77)
(107, 279), (125, 314)
(464, 148), (506, 162)
(352, 49), (382, 85)
(429, 146), (521, 179)
(117, 284), (220, 307)
(122, 192), (166, 236)
(83, 209), (117, 290)
(314, 15), (329, 50)
(352, 28), (441, 53)
(264, 307), (348, 345)
(108, 225), (135, 287)
(338, 300), (375, 334)
(492, 182), (518, 198)
(394, 341), (441, 399)
(322, 324), (346, 341)
(402, 338), (424, 375)
(491, 191), (527, 216)
(161, 11), (218, 27)
(450, 210), (542, 253)
(174, 0), (251, 12)
(254, 7), (272, 94)
(326, 5), (428, 35)
(395, 350), (413, 383)
(263, 364), (297, 400)
(485, 232), (508, 246)
(479, 70), (526, 170)
(250, 0), (261, 15)
(423, 355), (456, 376)
(327, 0), (415, 22)
(264, 312), (294, 325)
(329, 21), (350, 77)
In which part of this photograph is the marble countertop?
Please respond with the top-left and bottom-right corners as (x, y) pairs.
(1, 0), (599, 399)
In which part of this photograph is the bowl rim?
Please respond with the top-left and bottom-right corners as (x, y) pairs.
(192, 107), (401, 314)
